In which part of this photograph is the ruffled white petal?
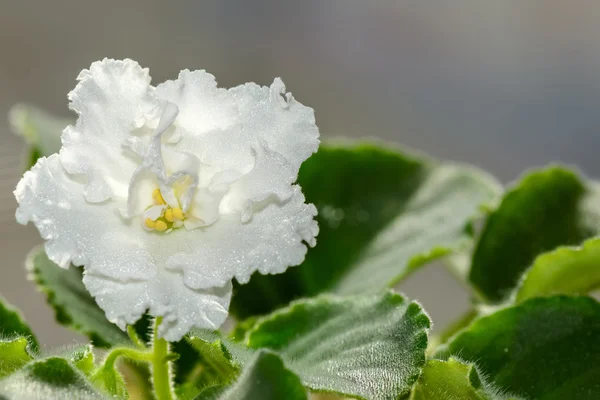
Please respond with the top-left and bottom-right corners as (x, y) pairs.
(15, 155), (157, 280)
(166, 187), (319, 289)
(156, 70), (254, 176)
(15, 60), (320, 341)
(83, 270), (231, 342)
(62, 59), (159, 203)
(155, 69), (239, 136)
(229, 78), (320, 173)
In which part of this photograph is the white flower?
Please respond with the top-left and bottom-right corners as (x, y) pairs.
(14, 59), (319, 341)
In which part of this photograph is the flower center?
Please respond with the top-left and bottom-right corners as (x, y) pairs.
(143, 188), (187, 233)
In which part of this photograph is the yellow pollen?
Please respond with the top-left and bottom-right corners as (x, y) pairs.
(145, 188), (187, 233)
(152, 188), (166, 205)
(155, 220), (168, 232)
(172, 207), (184, 221)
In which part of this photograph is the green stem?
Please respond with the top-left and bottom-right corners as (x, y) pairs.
(152, 317), (174, 400)
(127, 325), (147, 349)
(102, 348), (152, 369)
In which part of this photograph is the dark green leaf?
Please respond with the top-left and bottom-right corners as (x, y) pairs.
(440, 296), (600, 400)
(232, 142), (500, 317)
(27, 247), (128, 347)
(515, 237), (600, 303)
(0, 296), (38, 351)
(192, 291), (430, 400)
(217, 351), (306, 400)
(0, 357), (106, 399)
(469, 166), (600, 301)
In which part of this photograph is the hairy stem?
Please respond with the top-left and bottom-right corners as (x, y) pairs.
(152, 317), (174, 400)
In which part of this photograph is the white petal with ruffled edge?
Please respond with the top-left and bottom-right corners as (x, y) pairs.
(166, 187), (318, 290)
(15, 155), (156, 279)
(15, 58), (320, 341)
(83, 270), (232, 341)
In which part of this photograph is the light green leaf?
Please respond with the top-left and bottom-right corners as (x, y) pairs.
(193, 385), (226, 399)
(0, 357), (106, 399)
(440, 296), (600, 399)
(0, 296), (38, 351)
(27, 247), (128, 347)
(232, 142), (500, 318)
(9, 103), (72, 164)
(410, 358), (521, 400)
(90, 363), (127, 399)
(515, 237), (600, 303)
(191, 291), (431, 400)
(469, 166), (600, 301)
(66, 345), (95, 376)
(0, 338), (34, 378)
(216, 351), (306, 400)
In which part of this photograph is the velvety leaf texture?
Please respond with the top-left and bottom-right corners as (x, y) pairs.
(232, 142), (500, 317)
(0, 297), (38, 351)
(192, 291), (430, 400)
(515, 237), (600, 302)
(217, 351), (306, 400)
(0, 357), (106, 400)
(469, 166), (600, 301)
(441, 296), (600, 399)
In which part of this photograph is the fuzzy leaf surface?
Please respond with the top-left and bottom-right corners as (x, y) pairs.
(441, 296), (600, 399)
(469, 166), (600, 301)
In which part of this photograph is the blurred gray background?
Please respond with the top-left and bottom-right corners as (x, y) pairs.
(1, 0), (600, 348)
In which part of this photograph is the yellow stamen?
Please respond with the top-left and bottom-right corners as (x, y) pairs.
(152, 188), (166, 205)
(172, 207), (184, 221)
(164, 209), (174, 222)
(144, 218), (156, 229)
(155, 220), (168, 232)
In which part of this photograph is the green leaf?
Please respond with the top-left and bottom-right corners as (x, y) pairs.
(469, 166), (600, 301)
(0, 357), (106, 399)
(0, 296), (38, 351)
(90, 363), (127, 399)
(9, 104), (73, 165)
(515, 237), (600, 303)
(232, 142), (500, 318)
(410, 358), (520, 400)
(0, 338), (34, 379)
(193, 385), (226, 400)
(440, 296), (600, 399)
(27, 247), (128, 347)
(66, 345), (95, 376)
(191, 291), (431, 400)
(228, 316), (259, 343)
(216, 351), (306, 400)
(178, 338), (240, 399)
